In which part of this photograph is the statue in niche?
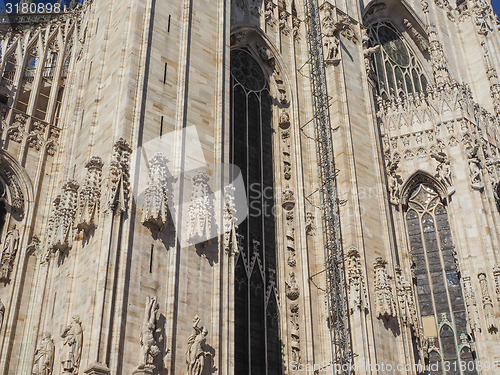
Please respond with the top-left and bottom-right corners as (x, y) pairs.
(322, 13), (348, 63)
(186, 315), (211, 375)
(466, 143), (483, 189)
(138, 296), (160, 369)
(61, 316), (83, 374)
(32, 332), (55, 375)
(0, 225), (20, 282)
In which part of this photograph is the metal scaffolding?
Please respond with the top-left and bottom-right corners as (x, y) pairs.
(303, 1), (352, 373)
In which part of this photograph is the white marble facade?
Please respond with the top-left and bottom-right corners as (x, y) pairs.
(0, 0), (499, 374)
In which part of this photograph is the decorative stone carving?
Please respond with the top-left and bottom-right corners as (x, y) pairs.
(0, 299), (4, 331)
(305, 211), (316, 236)
(362, 31), (380, 77)
(76, 157), (103, 234)
(279, 11), (290, 35)
(108, 138), (131, 214)
(493, 266), (500, 302)
(471, 0), (489, 35)
(374, 257), (396, 319)
(137, 296), (160, 370)
(282, 150), (291, 180)
(282, 187), (295, 210)
(285, 272), (300, 300)
(273, 70), (288, 104)
(0, 225), (19, 282)
(403, 18), (429, 52)
(48, 180), (79, 252)
(431, 151), (453, 189)
(187, 171), (213, 244)
(465, 143), (483, 190)
(346, 248), (368, 314)
(279, 110), (290, 129)
(141, 153), (169, 231)
(321, 9), (345, 64)
(264, 1), (276, 27)
(223, 184), (239, 256)
(290, 303), (301, 363)
(478, 272), (497, 331)
(32, 332), (55, 375)
(386, 157), (400, 205)
(480, 40), (500, 115)
(463, 275), (481, 334)
(255, 42), (275, 69)
(186, 315), (211, 375)
(292, 18), (301, 40)
(61, 316), (83, 374)
(396, 268), (418, 329)
(423, 3), (451, 87)
(7, 113), (27, 143)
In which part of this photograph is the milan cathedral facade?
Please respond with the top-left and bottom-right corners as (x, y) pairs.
(0, 0), (500, 374)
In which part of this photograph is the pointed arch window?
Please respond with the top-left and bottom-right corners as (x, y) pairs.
(231, 48), (281, 375)
(406, 184), (477, 374)
(368, 21), (428, 100)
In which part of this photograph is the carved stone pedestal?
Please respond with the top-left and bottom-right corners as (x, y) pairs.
(132, 367), (154, 375)
(84, 362), (111, 375)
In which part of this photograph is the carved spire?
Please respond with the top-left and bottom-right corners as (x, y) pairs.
(223, 184), (239, 256)
(396, 268), (418, 330)
(422, 2), (451, 87)
(478, 272), (497, 332)
(187, 171), (213, 244)
(107, 138), (131, 214)
(463, 274), (481, 334)
(142, 153), (169, 231)
(346, 248), (368, 314)
(76, 157), (103, 234)
(481, 40), (500, 115)
(48, 180), (79, 252)
(374, 257), (396, 319)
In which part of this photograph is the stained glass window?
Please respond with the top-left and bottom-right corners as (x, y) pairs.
(231, 48), (281, 375)
(406, 184), (477, 375)
(368, 22), (429, 100)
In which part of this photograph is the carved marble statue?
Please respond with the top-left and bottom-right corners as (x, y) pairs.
(61, 316), (83, 373)
(32, 333), (55, 375)
(0, 225), (20, 282)
(186, 315), (211, 375)
(432, 152), (453, 188)
(466, 144), (483, 189)
(138, 296), (160, 369)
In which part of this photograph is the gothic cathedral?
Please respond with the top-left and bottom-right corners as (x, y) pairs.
(0, 0), (499, 374)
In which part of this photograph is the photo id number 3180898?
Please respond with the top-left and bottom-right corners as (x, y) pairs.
(3, 2), (63, 14)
